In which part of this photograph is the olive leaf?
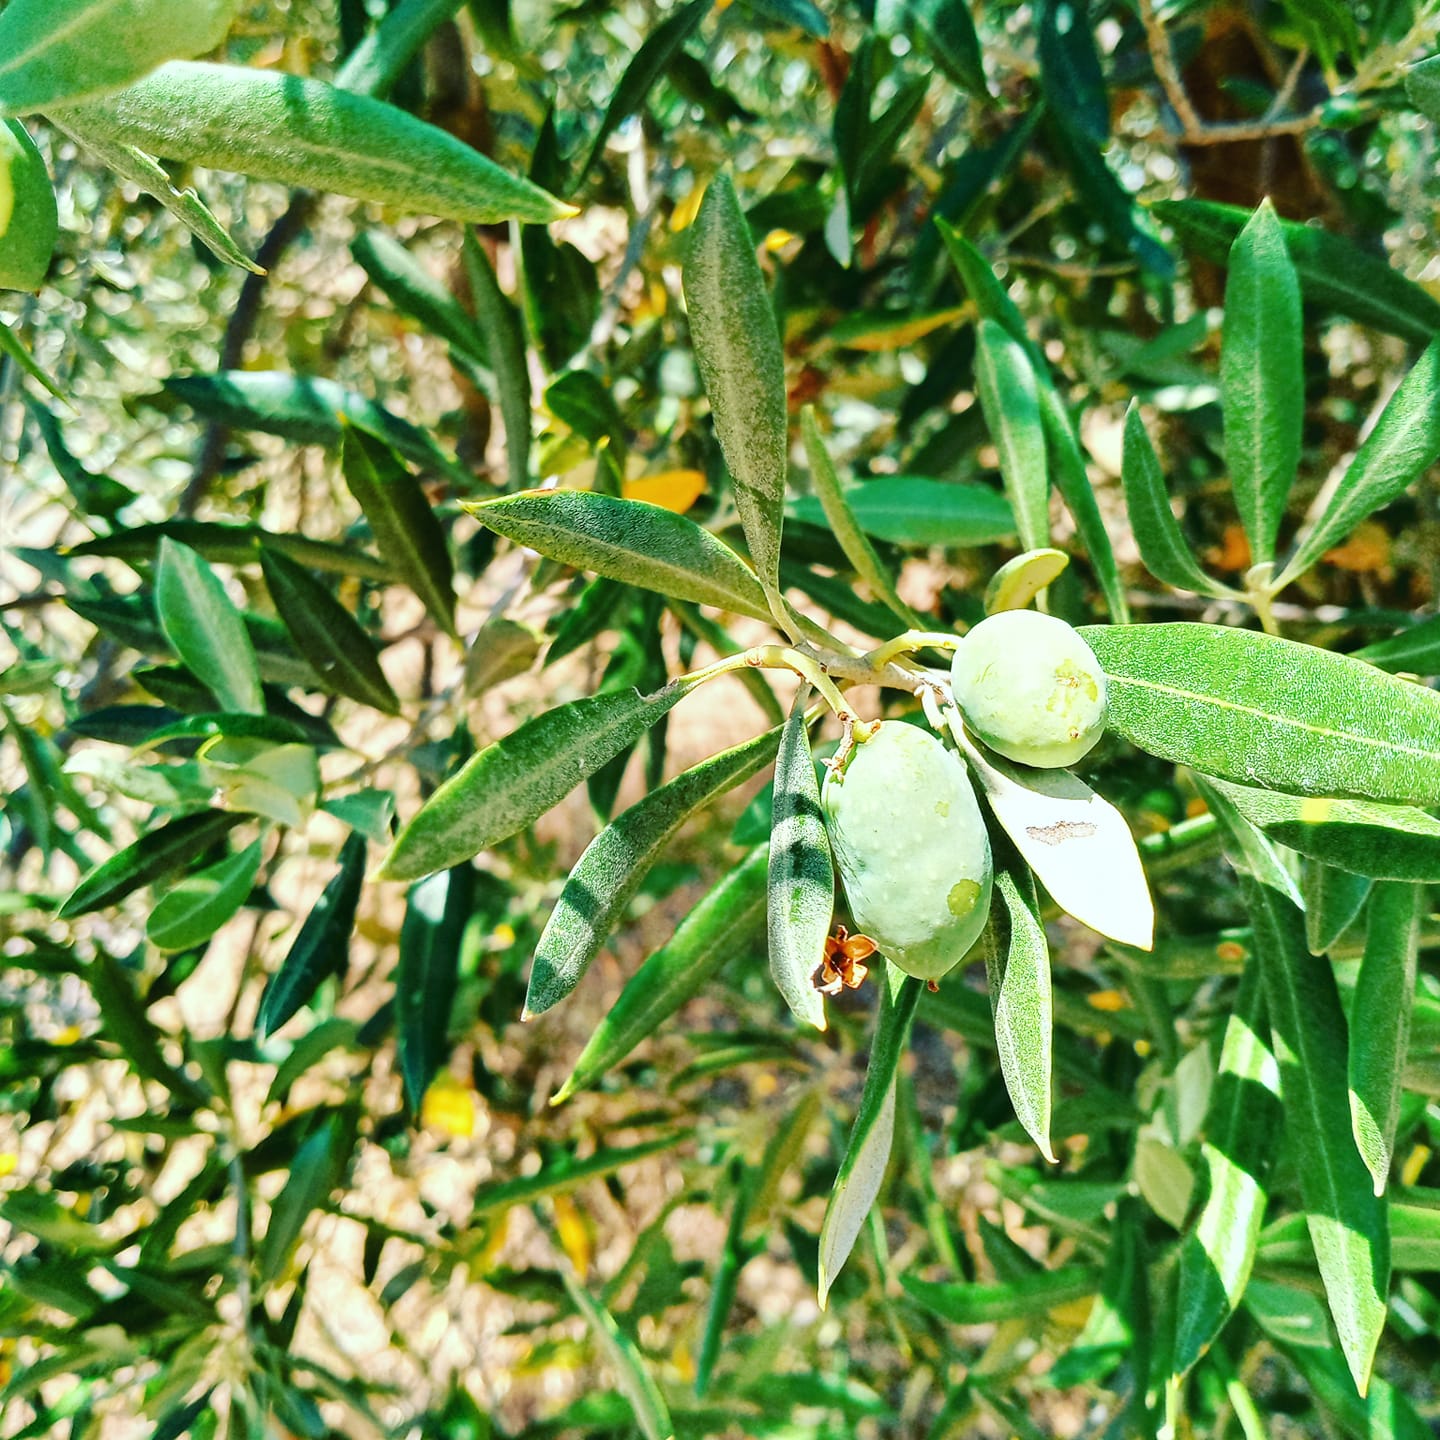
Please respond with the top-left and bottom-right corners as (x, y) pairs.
(766, 690), (832, 1031)
(1349, 882), (1420, 1196)
(973, 318), (1048, 552)
(56, 61), (572, 224)
(1083, 622), (1440, 807)
(379, 682), (693, 882)
(551, 846), (769, 1104)
(684, 172), (789, 623)
(1246, 874), (1391, 1396)
(1221, 199), (1302, 568)
(1172, 962), (1282, 1377)
(982, 856), (1054, 1161)
(817, 962), (923, 1305)
(525, 727), (781, 1019)
(951, 724), (1154, 950)
(465, 489), (772, 621)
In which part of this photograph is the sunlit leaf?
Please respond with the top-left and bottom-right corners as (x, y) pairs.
(1083, 622), (1440, 806)
(526, 728), (780, 1019)
(551, 846), (768, 1103)
(1349, 882), (1420, 1195)
(380, 682), (692, 882)
(1172, 962), (1282, 1376)
(155, 538), (263, 716)
(466, 489), (771, 620)
(767, 691), (831, 1031)
(790, 474), (1014, 548)
(684, 172), (789, 619)
(146, 839), (261, 952)
(818, 963), (923, 1304)
(0, 0), (237, 116)
(973, 318), (1047, 552)
(57, 61), (572, 223)
(1246, 875), (1390, 1395)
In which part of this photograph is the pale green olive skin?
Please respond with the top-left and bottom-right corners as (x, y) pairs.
(0, 120), (57, 293)
(950, 610), (1108, 768)
(821, 721), (993, 982)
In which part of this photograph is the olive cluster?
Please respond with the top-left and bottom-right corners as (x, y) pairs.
(821, 612), (1109, 982)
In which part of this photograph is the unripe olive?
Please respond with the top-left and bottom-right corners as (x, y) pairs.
(821, 721), (992, 982)
(0, 120), (57, 293)
(950, 609), (1108, 768)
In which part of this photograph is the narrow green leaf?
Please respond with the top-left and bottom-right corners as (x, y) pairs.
(881, 0), (987, 97)
(551, 846), (768, 1103)
(1194, 774), (1306, 909)
(1349, 882), (1420, 1195)
(799, 406), (918, 625)
(88, 950), (206, 1103)
(260, 549), (400, 715)
(790, 474), (1013, 548)
(1221, 200), (1303, 566)
(935, 220), (1127, 620)
(683, 173), (788, 618)
(463, 234), (530, 490)
(983, 549), (1068, 614)
(818, 963), (923, 1305)
(1303, 858), (1373, 956)
(0, 0), (236, 116)
(266, 1018), (360, 1105)
(257, 1111), (354, 1285)
(579, 0), (711, 186)
(1172, 962), (1282, 1376)
(973, 318), (1048, 552)
(155, 538), (263, 715)
(352, 229), (490, 368)
(1121, 403), (1231, 596)
(0, 317), (63, 397)
(1246, 875), (1390, 1395)
(333, 0), (465, 100)
(397, 865), (475, 1113)
(1287, 1345), (1434, 1440)
(1355, 613), (1440, 676)
(380, 682), (692, 882)
(1082, 622), (1440, 806)
(1278, 338), (1440, 588)
(47, 114), (260, 271)
(59, 810), (242, 919)
(526, 728), (780, 1019)
(473, 1133), (691, 1215)
(696, 1166), (757, 1396)
(1204, 776), (1440, 882)
(951, 725), (1153, 949)
(982, 859), (1053, 1161)
(767, 691), (831, 1032)
(163, 370), (467, 483)
(1154, 197), (1440, 345)
(465, 489), (772, 621)
(559, 1267), (675, 1440)
(1407, 53), (1440, 129)
(57, 61), (572, 223)
(146, 839), (261, 952)
(71, 520), (394, 581)
(903, 1266), (1103, 1324)
(340, 427), (457, 639)
(256, 834), (367, 1039)
(546, 372), (627, 463)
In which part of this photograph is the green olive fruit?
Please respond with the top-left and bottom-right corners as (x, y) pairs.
(0, 120), (57, 293)
(951, 609), (1108, 768)
(821, 721), (992, 982)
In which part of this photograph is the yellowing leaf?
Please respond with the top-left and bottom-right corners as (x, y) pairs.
(420, 1075), (476, 1138)
(830, 307), (967, 352)
(553, 1193), (592, 1278)
(621, 469), (706, 513)
(670, 179), (707, 233)
(1324, 520), (1391, 575)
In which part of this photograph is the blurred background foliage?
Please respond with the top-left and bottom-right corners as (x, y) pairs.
(6, 0), (1440, 1436)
